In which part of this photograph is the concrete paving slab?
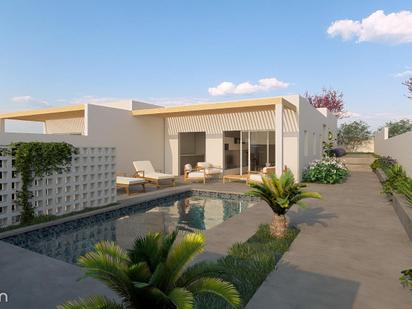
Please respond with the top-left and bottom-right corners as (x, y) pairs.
(246, 171), (412, 309)
(0, 242), (116, 309)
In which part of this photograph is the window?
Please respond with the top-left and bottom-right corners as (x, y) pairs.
(304, 131), (309, 156)
(319, 134), (323, 154)
(313, 133), (317, 155)
(12, 215), (20, 224)
(0, 218), (7, 227)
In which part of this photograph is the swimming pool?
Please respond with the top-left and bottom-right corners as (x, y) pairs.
(3, 191), (256, 264)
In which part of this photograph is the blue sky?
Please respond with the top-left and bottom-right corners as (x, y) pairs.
(1, 0), (411, 131)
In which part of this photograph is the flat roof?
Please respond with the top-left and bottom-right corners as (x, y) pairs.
(132, 96), (296, 117)
(0, 105), (85, 121)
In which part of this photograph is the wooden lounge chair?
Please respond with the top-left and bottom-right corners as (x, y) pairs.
(116, 176), (146, 195)
(184, 162), (223, 183)
(247, 166), (286, 184)
(133, 161), (176, 188)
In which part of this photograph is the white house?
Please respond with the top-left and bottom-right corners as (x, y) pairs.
(0, 95), (337, 181)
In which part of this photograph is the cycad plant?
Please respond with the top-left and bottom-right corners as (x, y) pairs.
(247, 170), (321, 238)
(58, 231), (240, 309)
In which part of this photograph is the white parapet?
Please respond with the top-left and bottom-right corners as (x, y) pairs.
(0, 146), (117, 228)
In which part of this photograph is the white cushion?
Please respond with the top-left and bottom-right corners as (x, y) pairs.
(263, 166), (276, 174)
(197, 162), (211, 169)
(205, 167), (222, 175)
(145, 172), (175, 180)
(133, 161), (155, 174)
(184, 164), (193, 172)
(187, 172), (205, 178)
(249, 174), (263, 183)
(116, 176), (145, 185)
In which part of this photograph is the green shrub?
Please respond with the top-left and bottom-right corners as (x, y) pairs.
(370, 156), (397, 171)
(197, 225), (298, 308)
(382, 164), (412, 205)
(8, 142), (76, 224)
(303, 157), (349, 184)
(400, 269), (412, 291)
(397, 179), (412, 204)
(59, 231), (241, 309)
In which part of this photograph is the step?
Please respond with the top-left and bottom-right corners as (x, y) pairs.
(342, 157), (374, 165)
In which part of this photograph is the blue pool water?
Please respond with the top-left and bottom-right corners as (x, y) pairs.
(4, 191), (256, 264)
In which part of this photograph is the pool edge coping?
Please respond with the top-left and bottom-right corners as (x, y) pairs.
(0, 186), (191, 239)
(0, 185), (254, 240)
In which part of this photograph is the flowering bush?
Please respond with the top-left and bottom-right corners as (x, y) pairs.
(370, 156), (397, 171)
(303, 157), (349, 184)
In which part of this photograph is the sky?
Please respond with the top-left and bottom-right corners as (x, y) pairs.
(0, 0), (411, 132)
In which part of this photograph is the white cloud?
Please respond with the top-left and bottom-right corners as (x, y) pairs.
(145, 97), (210, 107)
(61, 95), (125, 105)
(11, 95), (49, 106)
(208, 77), (289, 96)
(327, 10), (412, 44)
(393, 68), (412, 78)
(11, 96), (33, 103)
(342, 111), (361, 118)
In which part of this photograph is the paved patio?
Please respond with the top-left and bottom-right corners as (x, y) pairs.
(1, 170), (411, 308)
(247, 171), (412, 309)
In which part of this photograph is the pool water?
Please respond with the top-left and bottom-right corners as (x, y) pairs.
(4, 192), (255, 264)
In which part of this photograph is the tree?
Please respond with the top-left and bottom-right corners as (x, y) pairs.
(403, 77), (412, 99)
(247, 170), (321, 238)
(58, 231), (240, 309)
(337, 121), (371, 152)
(384, 119), (412, 138)
(304, 88), (345, 118)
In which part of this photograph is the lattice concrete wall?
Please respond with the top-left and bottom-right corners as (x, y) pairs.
(0, 146), (117, 227)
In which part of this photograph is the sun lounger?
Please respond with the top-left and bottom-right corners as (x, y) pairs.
(116, 176), (146, 195)
(133, 161), (176, 188)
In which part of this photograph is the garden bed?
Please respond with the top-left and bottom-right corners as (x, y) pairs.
(197, 224), (299, 308)
(375, 168), (412, 242)
(389, 191), (412, 242)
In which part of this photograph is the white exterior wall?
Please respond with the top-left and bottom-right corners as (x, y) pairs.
(338, 139), (374, 153)
(284, 95), (337, 180)
(4, 101), (165, 176)
(44, 117), (85, 135)
(85, 104), (165, 174)
(0, 96), (337, 185)
(164, 108), (298, 175)
(0, 146), (116, 227)
(374, 129), (412, 177)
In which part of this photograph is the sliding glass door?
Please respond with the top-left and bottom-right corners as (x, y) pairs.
(241, 132), (249, 175)
(250, 132), (268, 172)
(224, 130), (275, 174)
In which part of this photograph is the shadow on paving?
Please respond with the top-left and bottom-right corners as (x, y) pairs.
(0, 241), (117, 309)
(288, 206), (337, 227)
(246, 262), (360, 309)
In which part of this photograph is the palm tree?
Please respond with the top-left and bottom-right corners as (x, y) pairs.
(58, 231), (240, 309)
(247, 170), (321, 238)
